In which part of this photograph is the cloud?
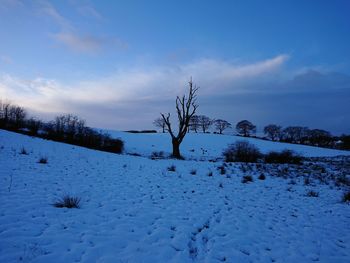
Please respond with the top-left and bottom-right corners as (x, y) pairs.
(0, 0), (24, 10)
(0, 55), (13, 64)
(37, 0), (72, 30)
(2, 54), (348, 133)
(77, 5), (102, 19)
(35, 0), (126, 54)
(51, 32), (128, 53)
(0, 54), (288, 114)
(52, 32), (102, 53)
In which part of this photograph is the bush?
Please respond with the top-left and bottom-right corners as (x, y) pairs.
(242, 175), (253, 183)
(342, 191), (350, 203)
(151, 151), (164, 159)
(53, 195), (81, 208)
(167, 165), (176, 172)
(20, 147), (28, 155)
(306, 190), (319, 197)
(101, 137), (124, 154)
(335, 175), (350, 186)
(258, 173), (266, 180)
(264, 150), (302, 164)
(304, 177), (310, 185)
(223, 141), (261, 163)
(217, 165), (226, 175)
(207, 171), (213, 177)
(38, 157), (48, 164)
(190, 169), (197, 175)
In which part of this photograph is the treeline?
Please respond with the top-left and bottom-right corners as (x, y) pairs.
(0, 100), (124, 153)
(153, 116), (350, 150)
(238, 120), (350, 150)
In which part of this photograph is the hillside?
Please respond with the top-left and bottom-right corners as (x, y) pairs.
(0, 129), (349, 263)
(106, 130), (350, 159)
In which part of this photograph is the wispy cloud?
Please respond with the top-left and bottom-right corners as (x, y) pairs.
(1, 54), (349, 133)
(0, 55), (13, 64)
(0, 55), (288, 110)
(52, 32), (103, 53)
(0, 0), (24, 10)
(35, 0), (125, 54)
(77, 5), (102, 20)
(37, 0), (72, 30)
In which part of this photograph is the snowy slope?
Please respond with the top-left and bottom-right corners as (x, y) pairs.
(106, 130), (350, 159)
(0, 129), (349, 263)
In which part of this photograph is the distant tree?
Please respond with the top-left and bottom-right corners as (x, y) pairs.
(264, 124), (282, 141)
(236, 120), (256, 137)
(282, 126), (309, 143)
(214, 119), (231, 134)
(339, 134), (350, 150)
(0, 100), (11, 128)
(189, 115), (200, 133)
(50, 114), (85, 141)
(9, 105), (26, 128)
(198, 115), (213, 133)
(161, 79), (199, 159)
(153, 117), (166, 133)
(26, 118), (42, 135)
(308, 129), (333, 147)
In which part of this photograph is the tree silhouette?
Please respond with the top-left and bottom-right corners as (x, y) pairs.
(161, 79), (199, 159)
(236, 120), (256, 137)
(214, 119), (231, 134)
(153, 117), (166, 133)
(264, 124), (282, 141)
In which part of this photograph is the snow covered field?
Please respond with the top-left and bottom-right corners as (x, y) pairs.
(0, 129), (349, 263)
(106, 130), (350, 159)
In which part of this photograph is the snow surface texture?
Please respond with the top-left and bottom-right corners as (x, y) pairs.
(0, 129), (349, 263)
(106, 130), (350, 160)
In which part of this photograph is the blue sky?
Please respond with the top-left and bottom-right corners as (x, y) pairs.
(0, 0), (350, 134)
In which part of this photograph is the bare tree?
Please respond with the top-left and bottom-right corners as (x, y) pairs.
(264, 124), (282, 141)
(282, 126), (309, 143)
(153, 117), (167, 133)
(198, 115), (213, 133)
(308, 129), (333, 147)
(189, 115), (200, 133)
(214, 119), (231, 134)
(26, 118), (42, 135)
(161, 79), (199, 159)
(0, 100), (11, 127)
(236, 120), (256, 137)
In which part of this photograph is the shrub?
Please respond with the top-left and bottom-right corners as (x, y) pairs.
(207, 171), (213, 177)
(304, 177), (310, 185)
(38, 157), (48, 164)
(167, 165), (176, 172)
(264, 150), (302, 164)
(218, 165), (226, 175)
(342, 191), (350, 203)
(53, 195), (81, 208)
(258, 173), (266, 180)
(151, 151), (164, 159)
(223, 141), (261, 163)
(20, 147), (28, 155)
(335, 175), (350, 186)
(101, 137), (124, 154)
(242, 175), (253, 183)
(289, 179), (296, 185)
(306, 190), (319, 197)
(190, 169), (197, 175)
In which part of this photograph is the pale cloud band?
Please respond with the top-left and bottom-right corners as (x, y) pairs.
(1, 54), (349, 134)
(0, 55), (289, 113)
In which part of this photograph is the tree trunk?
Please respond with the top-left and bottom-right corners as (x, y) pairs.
(172, 138), (181, 159)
